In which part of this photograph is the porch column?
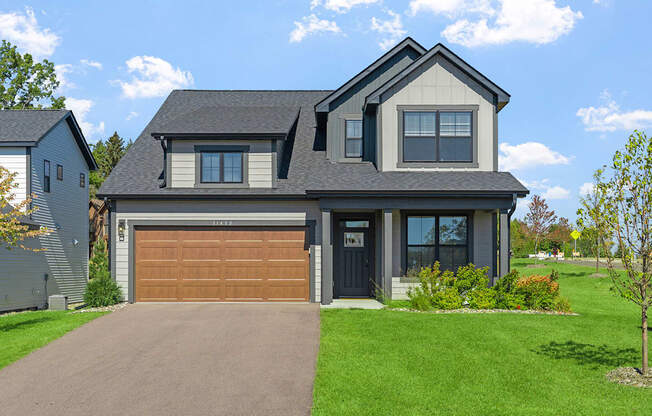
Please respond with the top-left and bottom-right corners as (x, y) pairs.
(499, 210), (510, 277)
(321, 209), (333, 304)
(382, 209), (393, 299)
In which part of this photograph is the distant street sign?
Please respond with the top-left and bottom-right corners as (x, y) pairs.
(570, 230), (581, 240)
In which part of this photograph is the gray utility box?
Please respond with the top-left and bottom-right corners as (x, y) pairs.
(49, 295), (68, 311)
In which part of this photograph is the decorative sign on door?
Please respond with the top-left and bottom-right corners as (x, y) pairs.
(344, 232), (364, 247)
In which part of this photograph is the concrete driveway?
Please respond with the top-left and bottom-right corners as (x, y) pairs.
(0, 303), (320, 416)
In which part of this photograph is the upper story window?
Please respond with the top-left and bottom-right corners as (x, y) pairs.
(43, 160), (51, 193)
(345, 119), (362, 158)
(402, 110), (473, 163)
(56, 164), (63, 181)
(200, 152), (243, 183)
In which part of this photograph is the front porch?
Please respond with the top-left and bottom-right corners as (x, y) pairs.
(318, 196), (515, 305)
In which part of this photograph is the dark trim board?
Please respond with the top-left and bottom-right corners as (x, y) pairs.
(319, 196), (515, 211)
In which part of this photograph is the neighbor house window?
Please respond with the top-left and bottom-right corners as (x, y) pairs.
(44, 160), (51, 192)
(80, 173), (86, 188)
(345, 119), (362, 158)
(56, 164), (63, 181)
(406, 215), (468, 272)
(403, 111), (472, 163)
(200, 152), (243, 183)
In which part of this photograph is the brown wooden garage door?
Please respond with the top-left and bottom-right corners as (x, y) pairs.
(134, 227), (309, 302)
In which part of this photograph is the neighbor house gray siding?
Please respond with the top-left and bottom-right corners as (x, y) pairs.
(169, 139), (274, 188)
(112, 199), (322, 302)
(327, 48), (420, 162)
(0, 147), (28, 205)
(0, 121), (89, 311)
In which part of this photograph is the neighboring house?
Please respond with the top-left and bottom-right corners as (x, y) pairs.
(0, 110), (97, 312)
(98, 38), (528, 304)
(89, 198), (109, 255)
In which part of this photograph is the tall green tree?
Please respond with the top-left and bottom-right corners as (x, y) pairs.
(577, 171), (611, 272)
(0, 40), (64, 109)
(88, 132), (131, 198)
(595, 130), (651, 376)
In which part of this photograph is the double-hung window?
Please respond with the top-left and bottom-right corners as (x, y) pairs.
(402, 110), (473, 163)
(44, 160), (51, 193)
(345, 119), (362, 158)
(406, 215), (468, 272)
(200, 152), (243, 183)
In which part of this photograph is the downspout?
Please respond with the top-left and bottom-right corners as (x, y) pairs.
(156, 135), (167, 188)
(506, 193), (517, 273)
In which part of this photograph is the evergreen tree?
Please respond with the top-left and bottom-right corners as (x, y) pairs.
(89, 239), (109, 280)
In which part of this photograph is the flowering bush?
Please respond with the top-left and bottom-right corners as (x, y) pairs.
(515, 274), (559, 311)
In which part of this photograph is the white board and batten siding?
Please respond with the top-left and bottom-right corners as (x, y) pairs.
(0, 121), (89, 312)
(0, 147), (28, 205)
(113, 200), (322, 302)
(169, 139), (274, 188)
(380, 61), (496, 172)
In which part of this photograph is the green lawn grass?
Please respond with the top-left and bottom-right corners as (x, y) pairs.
(313, 260), (651, 416)
(0, 310), (106, 370)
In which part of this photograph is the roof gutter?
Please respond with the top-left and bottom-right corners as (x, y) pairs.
(508, 193), (518, 217)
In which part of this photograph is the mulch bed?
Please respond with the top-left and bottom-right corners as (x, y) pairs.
(606, 367), (652, 388)
(72, 302), (128, 314)
(387, 307), (578, 316)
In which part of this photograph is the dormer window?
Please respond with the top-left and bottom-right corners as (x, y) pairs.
(398, 105), (477, 167)
(200, 151), (243, 183)
(345, 120), (362, 158)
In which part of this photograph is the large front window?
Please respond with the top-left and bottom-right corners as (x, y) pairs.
(403, 111), (472, 163)
(406, 215), (468, 272)
(200, 152), (243, 183)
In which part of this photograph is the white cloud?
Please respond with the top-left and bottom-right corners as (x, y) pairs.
(290, 14), (342, 43)
(577, 90), (652, 132)
(520, 178), (570, 200)
(408, 0), (494, 17)
(54, 64), (74, 90)
(370, 11), (406, 50)
(312, 0), (380, 13)
(126, 111), (139, 121)
(114, 56), (194, 99)
(499, 142), (571, 171)
(542, 185), (570, 200)
(440, 0), (583, 47)
(66, 97), (105, 139)
(579, 182), (594, 197)
(0, 7), (60, 58)
(80, 59), (102, 70)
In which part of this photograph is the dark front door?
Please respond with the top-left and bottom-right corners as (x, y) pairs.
(334, 216), (374, 298)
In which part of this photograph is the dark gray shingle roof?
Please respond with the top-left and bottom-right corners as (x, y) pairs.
(0, 110), (69, 143)
(151, 105), (300, 137)
(99, 90), (527, 198)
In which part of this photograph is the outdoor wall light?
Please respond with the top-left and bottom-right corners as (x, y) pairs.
(118, 220), (126, 242)
(72, 239), (79, 246)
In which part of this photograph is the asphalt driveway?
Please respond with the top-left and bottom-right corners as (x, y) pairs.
(0, 303), (320, 416)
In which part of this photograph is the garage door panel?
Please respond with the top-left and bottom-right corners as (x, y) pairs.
(135, 227), (309, 302)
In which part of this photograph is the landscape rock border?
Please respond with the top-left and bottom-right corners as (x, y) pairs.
(606, 367), (652, 388)
(72, 302), (128, 314)
(386, 307), (578, 316)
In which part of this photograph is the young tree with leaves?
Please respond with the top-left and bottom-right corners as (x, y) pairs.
(525, 195), (557, 254)
(577, 171), (611, 272)
(0, 166), (49, 250)
(595, 130), (651, 376)
(0, 40), (64, 109)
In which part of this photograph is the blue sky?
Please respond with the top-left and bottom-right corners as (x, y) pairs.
(1, 0), (650, 221)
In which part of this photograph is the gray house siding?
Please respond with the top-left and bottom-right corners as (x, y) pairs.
(0, 120), (89, 311)
(327, 48), (420, 162)
(30, 121), (90, 303)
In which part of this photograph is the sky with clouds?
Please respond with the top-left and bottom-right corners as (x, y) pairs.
(0, 0), (649, 221)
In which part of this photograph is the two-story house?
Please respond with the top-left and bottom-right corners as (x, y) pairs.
(98, 38), (528, 304)
(0, 110), (97, 312)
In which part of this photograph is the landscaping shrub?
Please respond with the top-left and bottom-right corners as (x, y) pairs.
(84, 276), (122, 307)
(405, 263), (572, 312)
(89, 239), (110, 280)
(468, 288), (496, 309)
(515, 274), (559, 310)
